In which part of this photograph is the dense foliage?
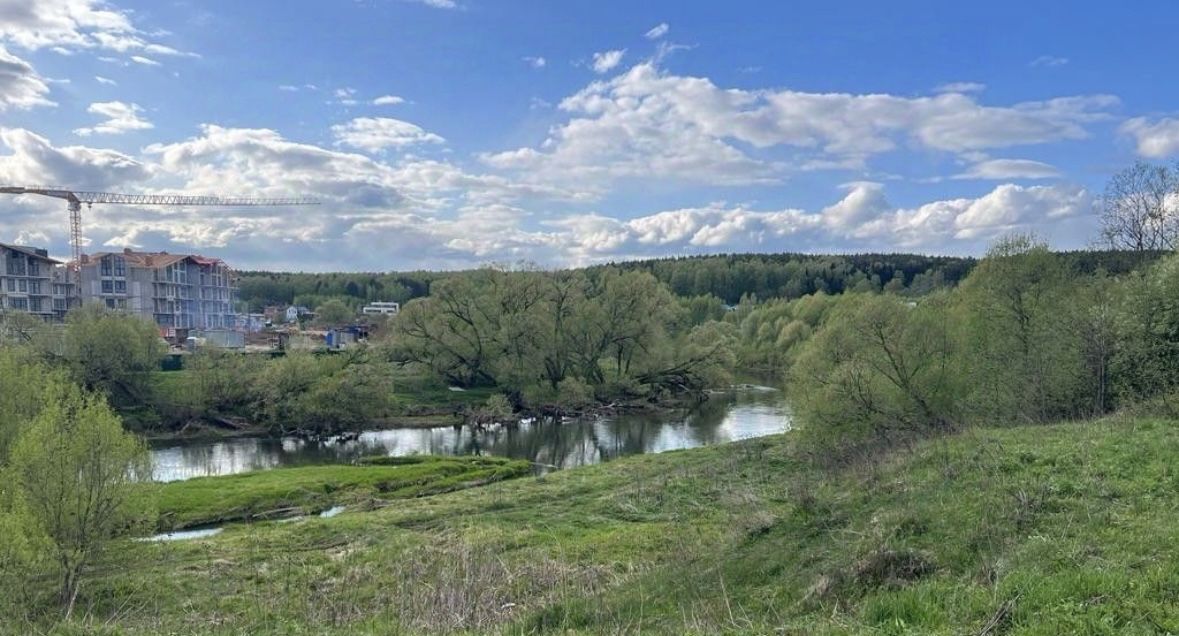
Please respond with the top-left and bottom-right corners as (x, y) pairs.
(771, 235), (1179, 450)
(0, 349), (152, 617)
(391, 267), (734, 407)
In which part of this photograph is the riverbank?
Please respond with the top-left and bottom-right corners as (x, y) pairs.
(154, 456), (530, 530)
(138, 380), (741, 443)
(27, 414), (1179, 634)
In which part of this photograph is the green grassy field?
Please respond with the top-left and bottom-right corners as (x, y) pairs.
(23, 416), (1179, 634)
(155, 456), (531, 530)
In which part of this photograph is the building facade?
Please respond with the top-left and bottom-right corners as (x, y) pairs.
(0, 243), (74, 321)
(78, 249), (237, 331)
(361, 301), (400, 316)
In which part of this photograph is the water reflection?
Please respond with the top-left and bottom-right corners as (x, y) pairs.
(150, 389), (790, 482)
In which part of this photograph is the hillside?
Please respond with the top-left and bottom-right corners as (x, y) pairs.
(58, 415), (1179, 634)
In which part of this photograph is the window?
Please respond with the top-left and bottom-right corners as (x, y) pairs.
(101, 280), (113, 294)
(53, 298), (65, 311)
(114, 280), (126, 293)
(100, 256), (112, 276)
(28, 261), (39, 277)
(17, 279), (26, 293)
(29, 298), (41, 312)
(105, 298), (116, 308)
(114, 256), (126, 277)
(10, 297), (27, 310)
(5, 279), (12, 292)
(7, 256), (26, 276)
(27, 280), (40, 294)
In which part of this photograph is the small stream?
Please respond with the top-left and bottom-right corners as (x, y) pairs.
(149, 388), (791, 483)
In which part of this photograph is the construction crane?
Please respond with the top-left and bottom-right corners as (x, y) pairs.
(0, 185), (318, 287)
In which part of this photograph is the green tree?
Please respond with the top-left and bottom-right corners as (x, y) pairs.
(790, 294), (958, 446)
(60, 305), (166, 405)
(955, 235), (1087, 423)
(315, 298), (356, 326)
(9, 383), (153, 613)
(1112, 253), (1179, 410)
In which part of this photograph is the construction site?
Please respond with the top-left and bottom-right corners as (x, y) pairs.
(0, 185), (387, 350)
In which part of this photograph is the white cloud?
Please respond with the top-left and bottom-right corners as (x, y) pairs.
(73, 101), (153, 136)
(331, 117), (445, 152)
(591, 49), (625, 74)
(0, 127), (150, 189)
(94, 75), (116, 85)
(934, 81), (985, 94)
(482, 62), (1115, 189)
(278, 84), (299, 92)
(0, 45), (55, 110)
(1030, 55), (1068, 68)
(1120, 117), (1179, 158)
(411, 0), (457, 8)
(129, 55), (159, 66)
(0, 123), (1098, 269)
(545, 182), (1092, 263)
(522, 56), (546, 69)
(953, 158), (1060, 180)
(0, 0), (194, 58)
(372, 94), (405, 105)
(645, 23), (670, 39)
(334, 87), (358, 105)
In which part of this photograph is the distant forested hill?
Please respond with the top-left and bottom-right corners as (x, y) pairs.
(233, 250), (1166, 311)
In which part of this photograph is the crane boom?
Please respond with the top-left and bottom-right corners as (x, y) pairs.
(0, 184), (318, 291)
(0, 185), (318, 207)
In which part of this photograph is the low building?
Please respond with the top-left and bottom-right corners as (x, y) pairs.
(0, 243), (75, 321)
(361, 301), (400, 316)
(77, 249), (237, 334)
(285, 305), (312, 322)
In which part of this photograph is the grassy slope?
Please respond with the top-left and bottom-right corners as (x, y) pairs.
(156, 456), (530, 529)
(37, 417), (1179, 635)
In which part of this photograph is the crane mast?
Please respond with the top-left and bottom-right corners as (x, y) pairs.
(0, 185), (318, 292)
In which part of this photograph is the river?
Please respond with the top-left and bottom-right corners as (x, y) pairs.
(149, 387), (790, 482)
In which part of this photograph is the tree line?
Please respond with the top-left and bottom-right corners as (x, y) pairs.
(775, 235), (1179, 452)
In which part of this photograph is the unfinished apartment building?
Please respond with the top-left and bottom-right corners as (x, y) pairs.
(0, 243), (74, 321)
(78, 249), (237, 332)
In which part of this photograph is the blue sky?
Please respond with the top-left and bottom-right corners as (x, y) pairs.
(1, 0), (1178, 270)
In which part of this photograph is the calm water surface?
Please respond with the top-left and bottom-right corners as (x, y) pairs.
(150, 388), (790, 482)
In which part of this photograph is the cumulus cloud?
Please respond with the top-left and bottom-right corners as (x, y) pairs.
(73, 101), (153, 136)
(591, 49), (625, 74)
(544, 182), (1092, 263)
(522, 56), (546, 69)
(0, 121), (1098, 271)
(0, 45), (54, 110)
(645, 23), (670, 39)
(954, 158), (1061, 180)
(331, 117), (445, 152)
(0, 0), (193, 58)
(1120, 117), (1179, 158)
(372, 94), (405, 105)
(0, 127), (150, 189)
(482, 62), (1114, 189)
